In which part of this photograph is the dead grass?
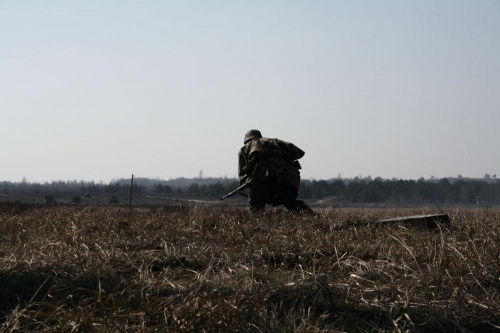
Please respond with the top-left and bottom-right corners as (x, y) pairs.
(0, 203), (499, 332)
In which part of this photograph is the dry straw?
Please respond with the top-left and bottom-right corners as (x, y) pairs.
(0, 204), (498, 332)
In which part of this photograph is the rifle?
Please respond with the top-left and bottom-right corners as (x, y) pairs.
(219, 183), (249, 201)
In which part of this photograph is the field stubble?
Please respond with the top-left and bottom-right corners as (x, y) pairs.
(0, 204), (498, 332)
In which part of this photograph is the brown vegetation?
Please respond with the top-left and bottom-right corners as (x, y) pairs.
(0, 204), (499, 332)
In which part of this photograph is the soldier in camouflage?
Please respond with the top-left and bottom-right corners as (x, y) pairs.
(238, 129), (315, 214)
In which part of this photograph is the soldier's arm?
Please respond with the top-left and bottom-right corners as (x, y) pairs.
(238, 150), (249, 186)
(239, 143), (263, 186)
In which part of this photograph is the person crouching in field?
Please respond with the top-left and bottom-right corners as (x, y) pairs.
(238, 129), (315, 215)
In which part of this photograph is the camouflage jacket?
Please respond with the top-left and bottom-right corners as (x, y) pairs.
(238, 137), (305, 189)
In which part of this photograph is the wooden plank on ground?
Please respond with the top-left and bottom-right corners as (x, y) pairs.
(376, 213), (450, 228)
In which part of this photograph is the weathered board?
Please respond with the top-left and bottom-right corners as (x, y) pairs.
(376, 213), (450, 228)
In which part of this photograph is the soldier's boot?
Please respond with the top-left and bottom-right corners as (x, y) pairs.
(294, 200), (316, 216)
(248, 198), (266, 215)
(279, 194), (316, 216)
(282, 199), (316, 216)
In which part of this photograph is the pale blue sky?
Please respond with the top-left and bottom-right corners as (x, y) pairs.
(1, 1), (499, 182)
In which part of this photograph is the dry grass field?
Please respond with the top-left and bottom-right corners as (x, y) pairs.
(0, 203), (499, 332)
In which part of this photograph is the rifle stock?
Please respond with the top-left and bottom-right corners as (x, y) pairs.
(219, 183), (249, 201)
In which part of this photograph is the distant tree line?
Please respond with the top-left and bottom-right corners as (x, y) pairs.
(184, 181), (240, 197)
(0, 180), (240, 199)
(149, 181), (240, 197)
(0, 181), (147, 197)
(298, 178), (500, 204)
(2, 178), (500, 205)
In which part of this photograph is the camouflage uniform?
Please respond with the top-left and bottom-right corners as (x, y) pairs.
(238, 130), (314, 214)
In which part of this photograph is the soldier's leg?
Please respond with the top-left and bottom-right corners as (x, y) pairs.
(248, 183), (270, 214)
(275, 184), (316, 215)
(248, 196), (266, 214)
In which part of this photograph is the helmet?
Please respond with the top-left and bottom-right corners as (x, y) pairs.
(244, 129), (262, 144)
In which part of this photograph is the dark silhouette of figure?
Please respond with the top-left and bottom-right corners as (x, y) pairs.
(238, 129), (314, 214)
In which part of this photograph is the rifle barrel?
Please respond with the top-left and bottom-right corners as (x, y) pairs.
(219, 183), (249, 201)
